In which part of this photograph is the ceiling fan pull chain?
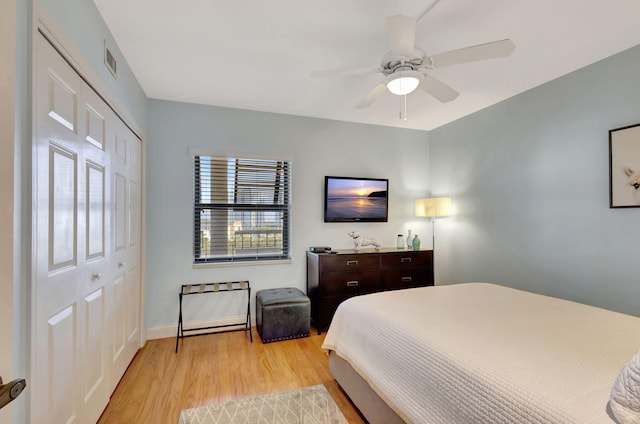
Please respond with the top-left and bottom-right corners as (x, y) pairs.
(399, 94), (407, 121)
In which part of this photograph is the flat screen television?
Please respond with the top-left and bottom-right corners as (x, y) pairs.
(324, 176), (388, 222)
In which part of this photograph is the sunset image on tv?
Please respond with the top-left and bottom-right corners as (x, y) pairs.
(325, 177), (387, 220)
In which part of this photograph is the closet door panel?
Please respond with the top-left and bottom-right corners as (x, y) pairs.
(109, 123), (141, 390)
(48, 305), (79, 424)
(33, 34), (86, 424)
(86, 162), (105, 260)
(33, 32), (142, 424)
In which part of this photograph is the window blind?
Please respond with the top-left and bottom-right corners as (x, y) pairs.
(194, 154), (291, 263)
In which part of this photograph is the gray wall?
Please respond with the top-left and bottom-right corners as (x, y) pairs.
(430, 44), (640, 316)
(146, 99), (430, 329)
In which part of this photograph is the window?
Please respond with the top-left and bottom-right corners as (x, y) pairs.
(194, 153), (291, 264)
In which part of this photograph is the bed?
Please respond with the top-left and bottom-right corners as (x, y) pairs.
(321, 283), (640, 424)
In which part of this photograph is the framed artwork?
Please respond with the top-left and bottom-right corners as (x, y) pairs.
(609, 123), (640, 208)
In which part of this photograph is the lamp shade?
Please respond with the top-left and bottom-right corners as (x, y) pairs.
(415, 197), (452, 218)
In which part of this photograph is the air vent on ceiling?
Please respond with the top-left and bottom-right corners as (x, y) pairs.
(104, 42), (117, 77)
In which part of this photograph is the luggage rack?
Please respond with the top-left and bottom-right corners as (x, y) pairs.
(176, 281), (252, 352)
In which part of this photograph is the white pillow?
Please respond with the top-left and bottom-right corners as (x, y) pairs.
(610, 351), (640, 424)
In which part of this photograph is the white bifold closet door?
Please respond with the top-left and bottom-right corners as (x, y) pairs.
(32, 32), (142, 424)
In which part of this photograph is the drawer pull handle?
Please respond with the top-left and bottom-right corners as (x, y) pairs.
(401, 277), (412, 282)
(346, 260), (358, 266)
(346, 281), (359, 287)
(401, 257), (412, 263)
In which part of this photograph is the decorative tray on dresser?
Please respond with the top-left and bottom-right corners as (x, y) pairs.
(306, 248), (434, 334)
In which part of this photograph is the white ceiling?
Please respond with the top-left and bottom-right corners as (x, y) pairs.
(93, 0), (640, 131)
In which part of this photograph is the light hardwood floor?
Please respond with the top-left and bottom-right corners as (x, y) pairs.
(97, 328), (366, 423)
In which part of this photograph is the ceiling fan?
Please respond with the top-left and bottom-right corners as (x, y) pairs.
(311, 10), (516, 109)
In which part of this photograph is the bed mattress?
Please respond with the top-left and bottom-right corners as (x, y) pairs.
(322, 283), (640, 424)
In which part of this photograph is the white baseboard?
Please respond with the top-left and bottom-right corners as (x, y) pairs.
(146, 315), (252, 340)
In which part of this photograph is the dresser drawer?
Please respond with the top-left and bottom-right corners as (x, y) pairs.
(380, 251), (433, 269)
(319, 254), (379, 272)
(320, 270), (380, 296)
(380, 268), (433, 290)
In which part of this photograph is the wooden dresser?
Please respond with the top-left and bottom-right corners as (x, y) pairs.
(306, 248), (434, 334)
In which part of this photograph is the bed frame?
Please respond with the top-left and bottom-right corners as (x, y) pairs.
(329, 351), (405, 424)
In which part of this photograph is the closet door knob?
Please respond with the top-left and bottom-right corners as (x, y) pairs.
(118, 262), (125, 268)
(91, 273), (102, 281)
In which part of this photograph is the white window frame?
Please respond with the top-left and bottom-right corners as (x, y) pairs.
(191, 149), (292, 265)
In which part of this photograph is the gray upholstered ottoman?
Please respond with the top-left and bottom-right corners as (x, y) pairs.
(256, 288), (310, 343)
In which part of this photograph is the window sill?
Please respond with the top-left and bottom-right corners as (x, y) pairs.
(193, 259), (292, 269)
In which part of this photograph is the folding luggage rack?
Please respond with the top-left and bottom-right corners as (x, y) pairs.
(175, 281), (252, 352)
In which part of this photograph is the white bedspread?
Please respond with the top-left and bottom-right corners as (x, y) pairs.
(322, 283), (640, 424)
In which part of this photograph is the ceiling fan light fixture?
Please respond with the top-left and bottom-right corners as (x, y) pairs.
(386, 71), (422, 95)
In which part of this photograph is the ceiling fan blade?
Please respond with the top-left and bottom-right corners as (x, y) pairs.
(428, 39), (516, 68)
(420, 74), (459, 103)
(356, 83), (387, 109)
(386, 15), (416, 57)
(310, 67), (376, 78)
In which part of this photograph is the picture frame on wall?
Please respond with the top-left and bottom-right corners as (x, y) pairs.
(609, 123), (640, 208)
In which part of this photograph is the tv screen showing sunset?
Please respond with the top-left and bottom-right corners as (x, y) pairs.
(325, 177), (387, 220)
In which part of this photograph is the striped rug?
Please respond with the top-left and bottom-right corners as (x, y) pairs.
(178, 384), (349, 424)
